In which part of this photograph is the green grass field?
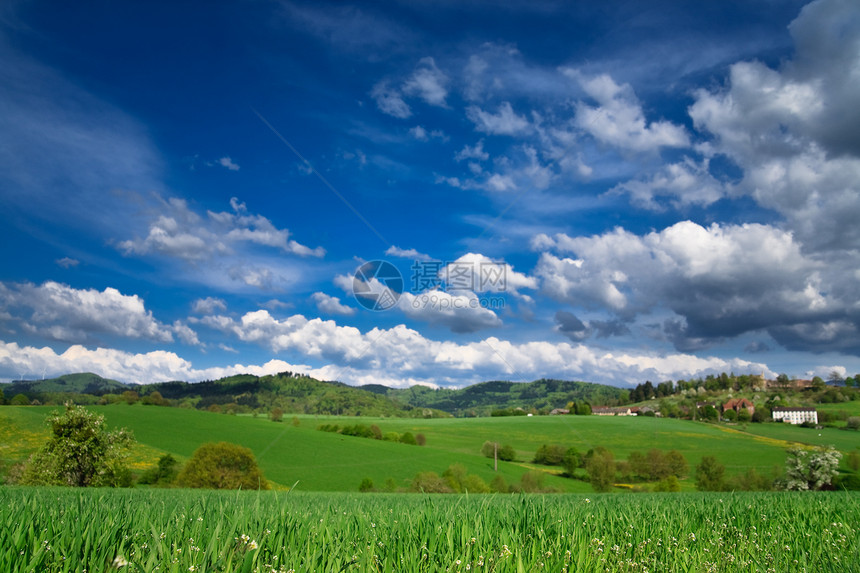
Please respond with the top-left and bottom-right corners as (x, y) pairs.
(2, 405), (858, 491)
(1, 487), (858, 572)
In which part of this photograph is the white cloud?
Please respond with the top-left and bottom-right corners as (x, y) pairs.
(385, 245), (434, 262)
(185, 309), (776, 386)
(192, 297), (227, 315)
(409, 125), (428, 140)
(398, 290), (503, 333)
(455, 139), (490, 162)
(564, 69), (690, 152)
(442, 253), (538, 295)
(467, 102), (530, 136)
(686, 0), (860, 251)
(218, 156), (240, 171)
(56, 257), (79, 269)
(532, 220), (860, 351)
(402, 57), (449, 107)
(118, 195), (324, 264)
(0, 340), (315, 385)
(172, 321), (201, 346)
(312, 292), (356, 316)
(370, 81), (412, 118)
(0, 281), (174, 344)
(610, 157), (727, 210)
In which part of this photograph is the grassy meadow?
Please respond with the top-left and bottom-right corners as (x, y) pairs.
(3, 405), (859, 491)
(1, 487), (858, 572)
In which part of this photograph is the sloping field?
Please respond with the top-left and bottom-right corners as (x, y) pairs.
(3, 405), (855, 490)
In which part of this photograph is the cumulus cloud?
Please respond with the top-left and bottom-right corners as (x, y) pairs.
(385, 245), (434, 262)
(402, 57), (449, 107)
(532, 220), (858, 352)
(441, 253), (537, 296)
(0, 281), (174, 344)
(192, 297), (227, 315)
(687, 0), (860, 251)
(564, 69), (690, 152)
(610, 157), (727, 210)
(190, 309), (775, 386)
(467, 102), (530, 135)
(118, 196), (324, 264)
(312, 292), (356, 316)
(398, 290), (503, 333)
(0, 340), (315, 385)
(370, 81), (411, 118)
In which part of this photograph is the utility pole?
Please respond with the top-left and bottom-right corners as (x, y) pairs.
(494, 442), (498, 472)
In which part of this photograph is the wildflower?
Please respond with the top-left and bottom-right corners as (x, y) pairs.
(112, 556), (129, 568)
(248, 540), (259, 550)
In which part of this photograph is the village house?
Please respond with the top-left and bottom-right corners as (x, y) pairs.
(772, 407), (818, 425)
(722, 398), (755, 416)
(548, 408), (569, 415)
(592, 406), (635, 416)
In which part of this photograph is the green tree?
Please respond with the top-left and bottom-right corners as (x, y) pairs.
(737, 408), (752, 423)
(783, 446), (842, 491)
(847, 450), (860, 472)
(415, 433), (427, 446)
(694, 456), (725, 491)
(585, 447), (616, 492)
(400, 432), (418, 445)
(533, 444), (566, 465)
(21, 404), (134, 487)
(0, 386), (5, 405)
(846, 417), (860, 430)
(176, 442), (269, 490)
(562, 447), (582, 476)
(665, 450), (688, 478)
(10, 393), (30, 405)
(654, 475), (681, 492)
(120, 390), (139, 405)
(410, 471), (453, 493)
(139, 454), (179, 486)
(358, 477), (375, 492)
(270, 407), (284, 422)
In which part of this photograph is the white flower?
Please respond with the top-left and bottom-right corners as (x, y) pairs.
(112, 556), (129, 568)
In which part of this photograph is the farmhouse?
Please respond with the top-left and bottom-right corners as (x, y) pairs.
(722, 398), (755, 416)
(592, 406), (635, 416)
(549, 408), (569, 415)
(772, 407), (818, 425)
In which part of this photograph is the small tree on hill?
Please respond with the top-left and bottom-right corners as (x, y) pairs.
(139, 454), (179, 486)
(783, 446), (841, 491)
(585, 447), (616, 492)
(270, 407), (284, 422)
(694, 456), (725, 491)
(177, 442), (269, 490)
(10, 393), (30, 406)
(21, 404), (134, 487)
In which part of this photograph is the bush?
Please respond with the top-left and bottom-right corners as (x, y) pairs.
(20, 404), (134, 487)
(533, 444), (566, 466)
(415, 433), (426, 446)
(694, 456), (725, 491)
(653, 475), (681, 492)
(400, 432), (418, 445)
(847, 417), (860, 430)
(410, 471), (453, 493)
(138, 454), (179, 486)
(585, 448), (615, 492)
(358, 477), (375, 492)
(270, 407), (284, 422)
(176, 442), (269, 490)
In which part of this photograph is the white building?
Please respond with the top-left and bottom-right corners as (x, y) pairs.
(772, 407), (818, 425)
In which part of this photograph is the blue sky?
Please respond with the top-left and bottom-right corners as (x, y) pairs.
(2, 0), (859, 388)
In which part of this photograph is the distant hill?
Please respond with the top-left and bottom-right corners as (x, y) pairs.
(1, 372), (128, 397)
(1, 373), (628, 417)
(362, 378), (630, 417)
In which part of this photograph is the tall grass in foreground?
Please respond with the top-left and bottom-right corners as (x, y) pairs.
(1, 488), (858, 572)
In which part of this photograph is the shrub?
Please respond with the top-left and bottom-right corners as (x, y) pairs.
(270, 407), (284, 422)
(358, 477), (375, 492)
(20, 404), (134, 487)
(415, 433), (426, 446)
(585, 448), (615, 492)
(533, 444), (566, 466)
(410, 471), (453, 493)
(847, 417), (860, 430)
(694, 456), (725, 491)
(400, 432), (418, 445)
(176, 442), (269, 490)
(138, 454), (179, 486)
(653, 475), (681, 492)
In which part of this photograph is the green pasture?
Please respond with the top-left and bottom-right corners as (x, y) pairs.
(3, 405), (858, 491)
